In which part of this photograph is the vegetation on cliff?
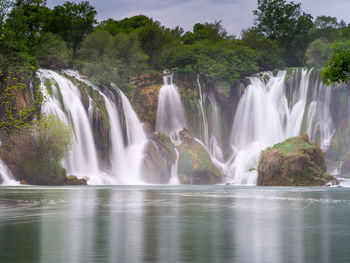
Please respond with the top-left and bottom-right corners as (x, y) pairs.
(258, 134), (332, 186)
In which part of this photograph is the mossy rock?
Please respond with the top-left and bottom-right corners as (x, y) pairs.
(177, 129), (222, 185)
(258, 134), (334, 186)
(142, 133), (176, 184)
(65, 175), (87, 185)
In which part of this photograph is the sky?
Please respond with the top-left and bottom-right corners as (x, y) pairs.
(47, 0), (350, 37)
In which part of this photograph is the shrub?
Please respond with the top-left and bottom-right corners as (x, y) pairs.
(1, 116), (73, 185)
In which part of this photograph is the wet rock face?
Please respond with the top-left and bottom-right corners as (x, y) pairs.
(142, 133), (176, 184)
(177, 129), (222, 185)
(258, 134), (334, 186)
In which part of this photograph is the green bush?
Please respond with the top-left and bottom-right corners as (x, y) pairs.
(36, 33), (70, 69)
(1, 116), (73, 185)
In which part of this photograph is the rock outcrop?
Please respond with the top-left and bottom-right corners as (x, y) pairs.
(65, 175), (88, 185)
(177, 129), (222, 184)
(142, 133), (177, 184)
(258, 134), (334, 186)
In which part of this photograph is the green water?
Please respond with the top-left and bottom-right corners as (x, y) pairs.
(0, 185), (350, 263)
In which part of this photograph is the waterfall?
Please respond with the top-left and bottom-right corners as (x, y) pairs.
(156, 73), (187, 142)
(155, 73), (187, 183)
(39, 70), (107, 184)
(227, 69), (334, 184)
(39, 70), (148, 185)
(197, 76), (209, 147)
(118, 91), (148, 184)
(0, 160), (19, 185)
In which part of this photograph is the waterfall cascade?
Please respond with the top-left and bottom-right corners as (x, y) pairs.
(0, 68), (345, 186)
(156, 74), (187, 142)
(38, 70), (147, 185)
(227, 69), (335, 184)
(0, 160), (19, 185)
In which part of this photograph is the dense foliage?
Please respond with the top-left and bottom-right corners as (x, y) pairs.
(2, 0), (350, 91)
(0, 116), (72, 185)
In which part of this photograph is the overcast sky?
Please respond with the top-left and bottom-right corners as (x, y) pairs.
(47, 0), (350, 37)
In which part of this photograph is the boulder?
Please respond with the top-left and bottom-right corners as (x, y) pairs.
(65, 175), (87, 185)
(177, 129), (222, 184)
(142, 133), (177, 184)
(258, 134), (335, 186)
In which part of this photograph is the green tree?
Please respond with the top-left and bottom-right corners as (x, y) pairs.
(321, 50), (350, 84)
(253, 0), (313, 65)
(305, 38), (332, 66)
(138, 20), (179, 68)
(36, 33), (70, 69)
(4, 0), (50, 53)
(182, 21), (228, 44)
(97, 15), (152, 36)
(45, 1), (96, 58)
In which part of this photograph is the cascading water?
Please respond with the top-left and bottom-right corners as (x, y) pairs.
(156, 73), (187, 141)
(227, 69), (334, 184)
(0, 160), (19, 185)
(197, 76), (209, 147)
(39, 70), (107, 184)
(155, 73), (187, 183)
(39, 70), (148, 185)
(196, 78), (226, 173)
(118, 91), (148, 184)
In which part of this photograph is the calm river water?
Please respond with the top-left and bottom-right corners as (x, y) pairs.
(0, 186), (350, 263)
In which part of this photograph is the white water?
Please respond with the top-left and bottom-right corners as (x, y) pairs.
(39, 70), (105, 184)
(0, 160), (19, 185)
(197, 76), (209, 147)
(156, 74), (187, 142)
(39, 70), (148, 185)
(118, 91), (148, 184)
(227, 69), (334, 184)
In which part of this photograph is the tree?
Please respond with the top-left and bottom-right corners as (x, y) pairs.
(305, 38), (331, 66)
(4, 0), (50, 53)
(45, 1), (96, 58)
(253, 0), (313, 41)
(253, 0), (313, 65)
(36, 33), (70, 69)
(78, 30), (147, 88)
(182, 21), (228, 44)
(321, 50), (350, 84)
(138, 20), (179, 68)
(97, 15), (152, 36)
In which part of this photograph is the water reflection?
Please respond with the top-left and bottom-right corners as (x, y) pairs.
(0, 186), (350, 263)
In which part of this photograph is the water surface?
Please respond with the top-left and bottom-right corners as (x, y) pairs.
(0, 186), (350, 263)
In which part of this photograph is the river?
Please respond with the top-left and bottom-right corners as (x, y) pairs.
(0, 186), (349, 263)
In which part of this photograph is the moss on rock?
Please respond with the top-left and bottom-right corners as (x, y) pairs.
(258, 134), (333, 186)
(177, 129), (222, 184)
(142, 133), (176, 184)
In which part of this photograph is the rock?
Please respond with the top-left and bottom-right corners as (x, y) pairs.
(65, 175), (87, 185)
(142, 133), (176, 184)
(177, 129), (222, 184)
(341, 151), (350, 174)
(258, 134), (334, 186)
(129, 73), (162, 88)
